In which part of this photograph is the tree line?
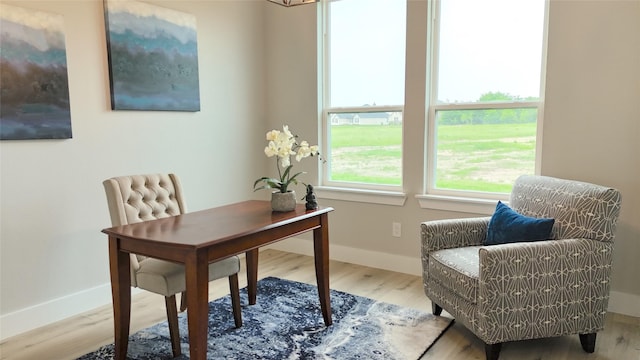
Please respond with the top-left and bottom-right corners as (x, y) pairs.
(438, 92), (538, 125)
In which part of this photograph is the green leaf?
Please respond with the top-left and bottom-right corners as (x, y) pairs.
(281, 165), (293, 182)
(253, 177), (283, 191)
(288, 171), (305, 183)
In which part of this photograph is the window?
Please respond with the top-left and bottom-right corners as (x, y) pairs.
(322, 0), (407, 191)
(427, 0), (547, 197)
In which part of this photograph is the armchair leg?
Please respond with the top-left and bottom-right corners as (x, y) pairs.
(579, 333), (597, 353)
(229, 273), (242, 328)
(485, 342), (502, 360)
(431, 302), (443, 316)
(165, 295), (181, 357)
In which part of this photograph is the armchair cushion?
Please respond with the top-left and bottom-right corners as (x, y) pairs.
(430, 246), (483, 304)
(485, 201), (554, 245)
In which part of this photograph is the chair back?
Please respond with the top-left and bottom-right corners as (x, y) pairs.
(103, 173), (187, 285)
(509, 175), (622, 242)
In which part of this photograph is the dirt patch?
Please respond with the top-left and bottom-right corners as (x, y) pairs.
(330, 146), (401, 181)
(331, 145), (533, 186)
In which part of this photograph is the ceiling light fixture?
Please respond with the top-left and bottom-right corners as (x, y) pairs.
(266, 0), (319, 7)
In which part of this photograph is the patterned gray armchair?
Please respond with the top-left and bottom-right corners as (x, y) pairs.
(421, 175), (622, 360)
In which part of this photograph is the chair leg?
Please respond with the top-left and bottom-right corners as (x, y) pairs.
(179, 291), (187, 312)
(485, 342), (502, 360)
(579, 333), (597, 353)
(432, 302), (443, 316)
(229, 273), (242, 328)
(165, 295), (181, 357)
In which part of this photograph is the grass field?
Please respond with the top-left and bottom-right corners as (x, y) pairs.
(329, 123), (536, 193)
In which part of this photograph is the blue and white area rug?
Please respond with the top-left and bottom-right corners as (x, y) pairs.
(78, 277), (452, 359)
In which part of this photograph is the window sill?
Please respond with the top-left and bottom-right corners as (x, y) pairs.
(416, 194), (504, 215)
(315, 186), (407, 206)
(312, 187), (503, 213)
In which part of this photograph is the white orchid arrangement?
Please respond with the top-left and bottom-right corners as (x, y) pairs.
(254, 125), (320, 193)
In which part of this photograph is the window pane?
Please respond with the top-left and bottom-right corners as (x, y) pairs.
(437, 0), (545, 103)
(434, 109), (537, 193)
(329, 0), (406, 107)
(328, 111), (402, 186)
(325, 0), (406, 189)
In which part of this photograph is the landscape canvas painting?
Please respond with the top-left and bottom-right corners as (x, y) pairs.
(0, 4), (72, 140)
(104, 0), (200, 111)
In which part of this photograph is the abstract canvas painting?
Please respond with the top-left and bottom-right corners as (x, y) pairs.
(104, 0), (200, 111)
(0, 4), (72, 140)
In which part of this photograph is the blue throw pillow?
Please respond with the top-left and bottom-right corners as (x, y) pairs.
(485, 201), (554, 245)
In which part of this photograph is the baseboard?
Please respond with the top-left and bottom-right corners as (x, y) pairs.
(0, 254), (249, 341)
(266, 237), (640, 318)
(608, 291), (640, 318)
(265, 237), (423, 276)
(3, 243), (637, 341)
(0, 284), (115, 341)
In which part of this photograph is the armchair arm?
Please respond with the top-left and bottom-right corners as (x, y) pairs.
(476, 238), (614, 344)
(421, 217), (490, 254)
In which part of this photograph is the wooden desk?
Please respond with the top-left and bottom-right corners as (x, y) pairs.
(102, 200), (334, 360)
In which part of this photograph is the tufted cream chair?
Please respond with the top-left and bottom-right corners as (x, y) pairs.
(103, 173), (242, 357)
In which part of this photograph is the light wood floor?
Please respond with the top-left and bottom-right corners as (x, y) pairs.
(1, 249), (638, 360)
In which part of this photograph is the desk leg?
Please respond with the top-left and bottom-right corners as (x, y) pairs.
(108, 236), (131, 360)
(246, 249), (258, 305)
(314, 213), (332, 326)
(185, 250), (209, 360)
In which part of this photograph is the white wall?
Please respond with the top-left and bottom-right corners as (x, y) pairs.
(1, 0), (638, 340)
(0, 0), (269, 339)
(543, 0), (640, 306)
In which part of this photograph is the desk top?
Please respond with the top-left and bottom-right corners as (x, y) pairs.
(102, 200), (333, 248)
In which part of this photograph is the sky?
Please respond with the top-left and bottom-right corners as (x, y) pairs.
(437, 0), (545, 102)
(328, 0), (545, 106)
(329, 0), (406, 107)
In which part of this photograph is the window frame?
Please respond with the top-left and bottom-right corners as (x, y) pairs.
(419, 0), (549, 209)
(318, 0), (407, 200)
(316, 0), (548, 210)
